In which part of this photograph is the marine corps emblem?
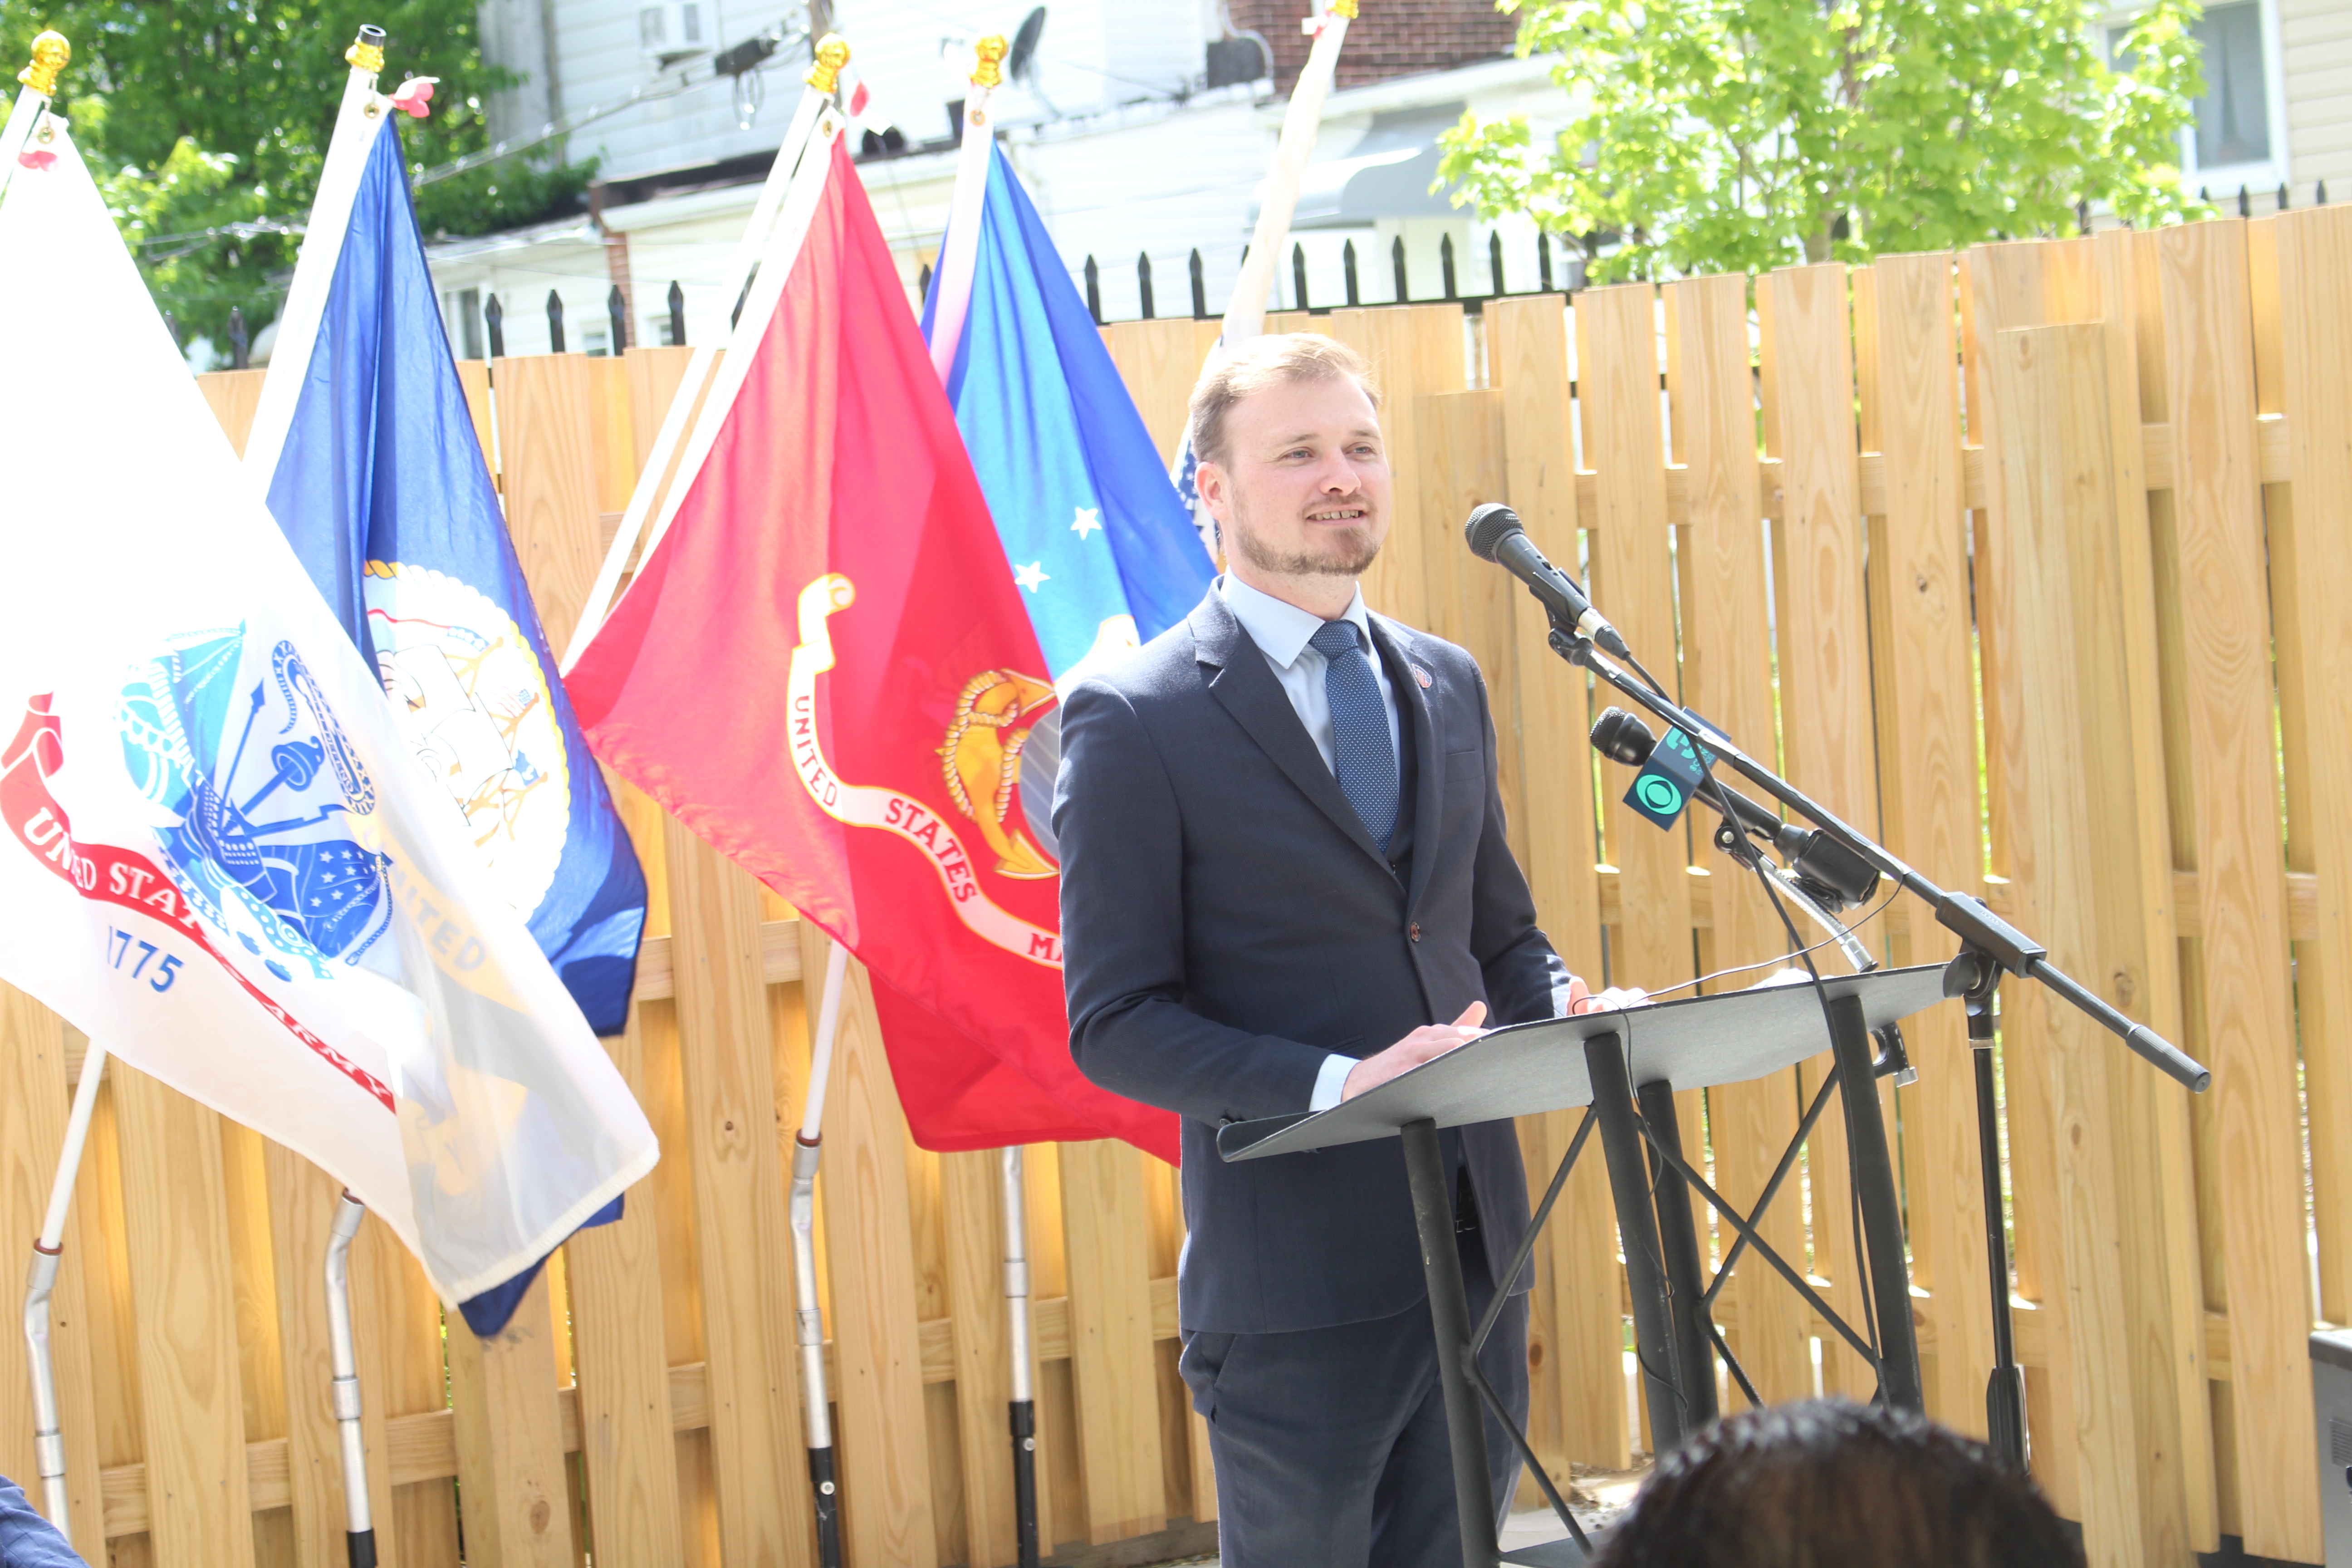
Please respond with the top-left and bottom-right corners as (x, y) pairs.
(939, 670), (1058, 878)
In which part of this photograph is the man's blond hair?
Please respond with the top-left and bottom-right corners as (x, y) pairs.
(1186, 333), (1381, 471)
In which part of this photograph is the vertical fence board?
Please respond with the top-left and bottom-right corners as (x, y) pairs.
(2084, 229), (2215, 1558)
(1666, 273), (1813, 1409)
(564, 990), (687, 1566)
(490, 355), (605, 654)
(803, 931), (939, 1568)
(198, 368), (270, 456)
(2271, 206), (2352, 1345)
(666, 823), (810, 1566)
(1486, 294), (1623, 1470)
(0, 985), (103, 1545)
(1058, 1140), (1167, 1544)
(1099, 320), (1224, 463)
(2151, 220), (2320, 1563)
(1991, 322), (2162, 1568)
(114, 1071), (256, 1568)
(1755, 263), (1880, 1401)
(1320, 305), (1467, 628)
(1851, 252), (1998, 1436)
(941, 1151), (1019, 1568)
(447, 1273), (575, 1567)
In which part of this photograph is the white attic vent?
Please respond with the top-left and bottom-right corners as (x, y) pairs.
(640, 1), (710, 68)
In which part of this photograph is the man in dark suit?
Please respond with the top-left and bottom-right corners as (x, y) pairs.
(1055, 334), (1618, 1566)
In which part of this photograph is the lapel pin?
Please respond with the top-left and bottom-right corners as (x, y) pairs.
(1411, 665), (1432, 689)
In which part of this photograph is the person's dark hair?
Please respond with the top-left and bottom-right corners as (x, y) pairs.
(1591, 1399), (2081, 1568)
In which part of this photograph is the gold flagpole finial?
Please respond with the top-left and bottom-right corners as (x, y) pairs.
(805, 34), (850, 93)
(18, 31), (69, 98)
(971, 34), (1008, 89)
(1328, 0), (1357, 17)
(345, 24), (386, 73)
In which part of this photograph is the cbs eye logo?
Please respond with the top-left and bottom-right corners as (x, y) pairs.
(1637, 774), (1684, 814)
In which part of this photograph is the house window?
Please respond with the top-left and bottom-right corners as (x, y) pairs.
(2109, 0), (2285, 186)
(654, 313), (679, 347)
(444, 287), (483, 359)
(583, 327), (611, 358)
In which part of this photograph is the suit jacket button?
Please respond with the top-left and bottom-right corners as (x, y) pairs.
(1408, 922), (1421, 941)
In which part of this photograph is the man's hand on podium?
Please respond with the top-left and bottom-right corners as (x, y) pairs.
(1343, 1001), (1489, 1102)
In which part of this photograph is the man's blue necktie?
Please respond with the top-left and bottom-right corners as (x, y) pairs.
(1309, 619), (1399, 852)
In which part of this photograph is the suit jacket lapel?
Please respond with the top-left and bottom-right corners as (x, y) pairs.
(1190, 592), (1392, 871)
(1371, 614), (1443, 917)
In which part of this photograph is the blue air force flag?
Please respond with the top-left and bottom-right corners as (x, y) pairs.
(921, 142), (1214, 691)
(249, 117), (647, 1040)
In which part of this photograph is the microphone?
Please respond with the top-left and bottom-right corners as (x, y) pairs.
(1589, 707), (1880, 911)
(1464, 503), (1631, 658)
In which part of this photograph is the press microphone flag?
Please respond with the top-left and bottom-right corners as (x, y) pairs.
(1463, 502), (1632, 658)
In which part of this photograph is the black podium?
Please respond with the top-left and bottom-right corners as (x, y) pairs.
(1217, 963), (1957, 1568)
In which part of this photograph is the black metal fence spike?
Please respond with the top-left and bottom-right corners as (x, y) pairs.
(2198, 185), (2209, 203)
(1342, 239), (1360, 307)
(485, 294), (505, 358)
(732, 267), (755, 330)
(608, 284), (628, 353)
(2238, 184), (2250, 217)
(1489, 229), (1505, 296)
(1137, 252), (1155, 320)
(667, 280), (686, 346)
(1189, 249), (1207, 319)
(1083, 254), (1102, 325)
(1537, 232), (1553, 293)
(2278, 181), (2290, 211)
(1391, 235), (1408, 303)
(918, 260), (932, 299)
(546, 289), (566, 353)
(2076, 198), (2090, 236)
(1292, 242), (1309, 312)
(1439, 234), (1457, 301)
(163, 313), (181, 351)
(2322, 180), (2332, 206)
(228, 307), (249, 370)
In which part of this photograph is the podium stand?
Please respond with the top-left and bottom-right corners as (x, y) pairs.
(1218, 962), (1956, 1568)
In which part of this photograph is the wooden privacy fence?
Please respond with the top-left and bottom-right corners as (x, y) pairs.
(0, 202), (2346, 1568)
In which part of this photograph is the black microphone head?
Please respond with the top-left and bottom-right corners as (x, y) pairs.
(1590, 707), (1656, 767)
(1464, 502), (1524, 563)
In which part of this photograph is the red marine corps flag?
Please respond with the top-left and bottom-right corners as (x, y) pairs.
(566, 127), (1175, 1161)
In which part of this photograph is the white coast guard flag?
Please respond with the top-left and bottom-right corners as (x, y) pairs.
(0, 127), (657, 1307)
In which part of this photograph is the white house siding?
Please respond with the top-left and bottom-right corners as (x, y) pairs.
(2283, 0), (2352, 194)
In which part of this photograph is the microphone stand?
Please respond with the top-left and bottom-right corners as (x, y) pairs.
(1539, 609), (2209, 1470)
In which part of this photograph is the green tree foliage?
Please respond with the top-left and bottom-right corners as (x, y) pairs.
(1437, 0), (2206, 282)
(0, 2), (591, 345)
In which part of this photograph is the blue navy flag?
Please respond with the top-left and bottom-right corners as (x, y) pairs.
(249, 115), (642, 1334)
(255, 121), (647, 1036)
(921, 142), (1213, 685)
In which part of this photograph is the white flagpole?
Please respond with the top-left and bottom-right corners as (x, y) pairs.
(1002, 1144), (1040, 1568)
(1220, 0), (1355, 343)
(1169, 1), (1357, 558)
(0, 32), (69, 205)
(323, 1192), (375, 1568)
(924, 36), (1007, 384)
(239, 27), (391, 490)
(791, 938), (851, 1568)
(559, 37), (851, 673)
(23, 1038), (105, 1541)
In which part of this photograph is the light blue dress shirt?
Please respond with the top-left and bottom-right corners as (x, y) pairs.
(1215, 574), (1401, 1112)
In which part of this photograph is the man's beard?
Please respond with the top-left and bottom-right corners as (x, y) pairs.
(1225, 507), (1383, 578)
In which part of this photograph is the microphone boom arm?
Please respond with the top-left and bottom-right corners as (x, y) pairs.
(1541, 616), (2210, 1093)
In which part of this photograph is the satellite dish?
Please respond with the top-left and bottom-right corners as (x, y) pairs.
(1007, 6), (1047, 82)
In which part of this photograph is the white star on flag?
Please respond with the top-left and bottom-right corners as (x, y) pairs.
(1071, 506), (1102, 539)
(1014, 560), (1051, 593)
